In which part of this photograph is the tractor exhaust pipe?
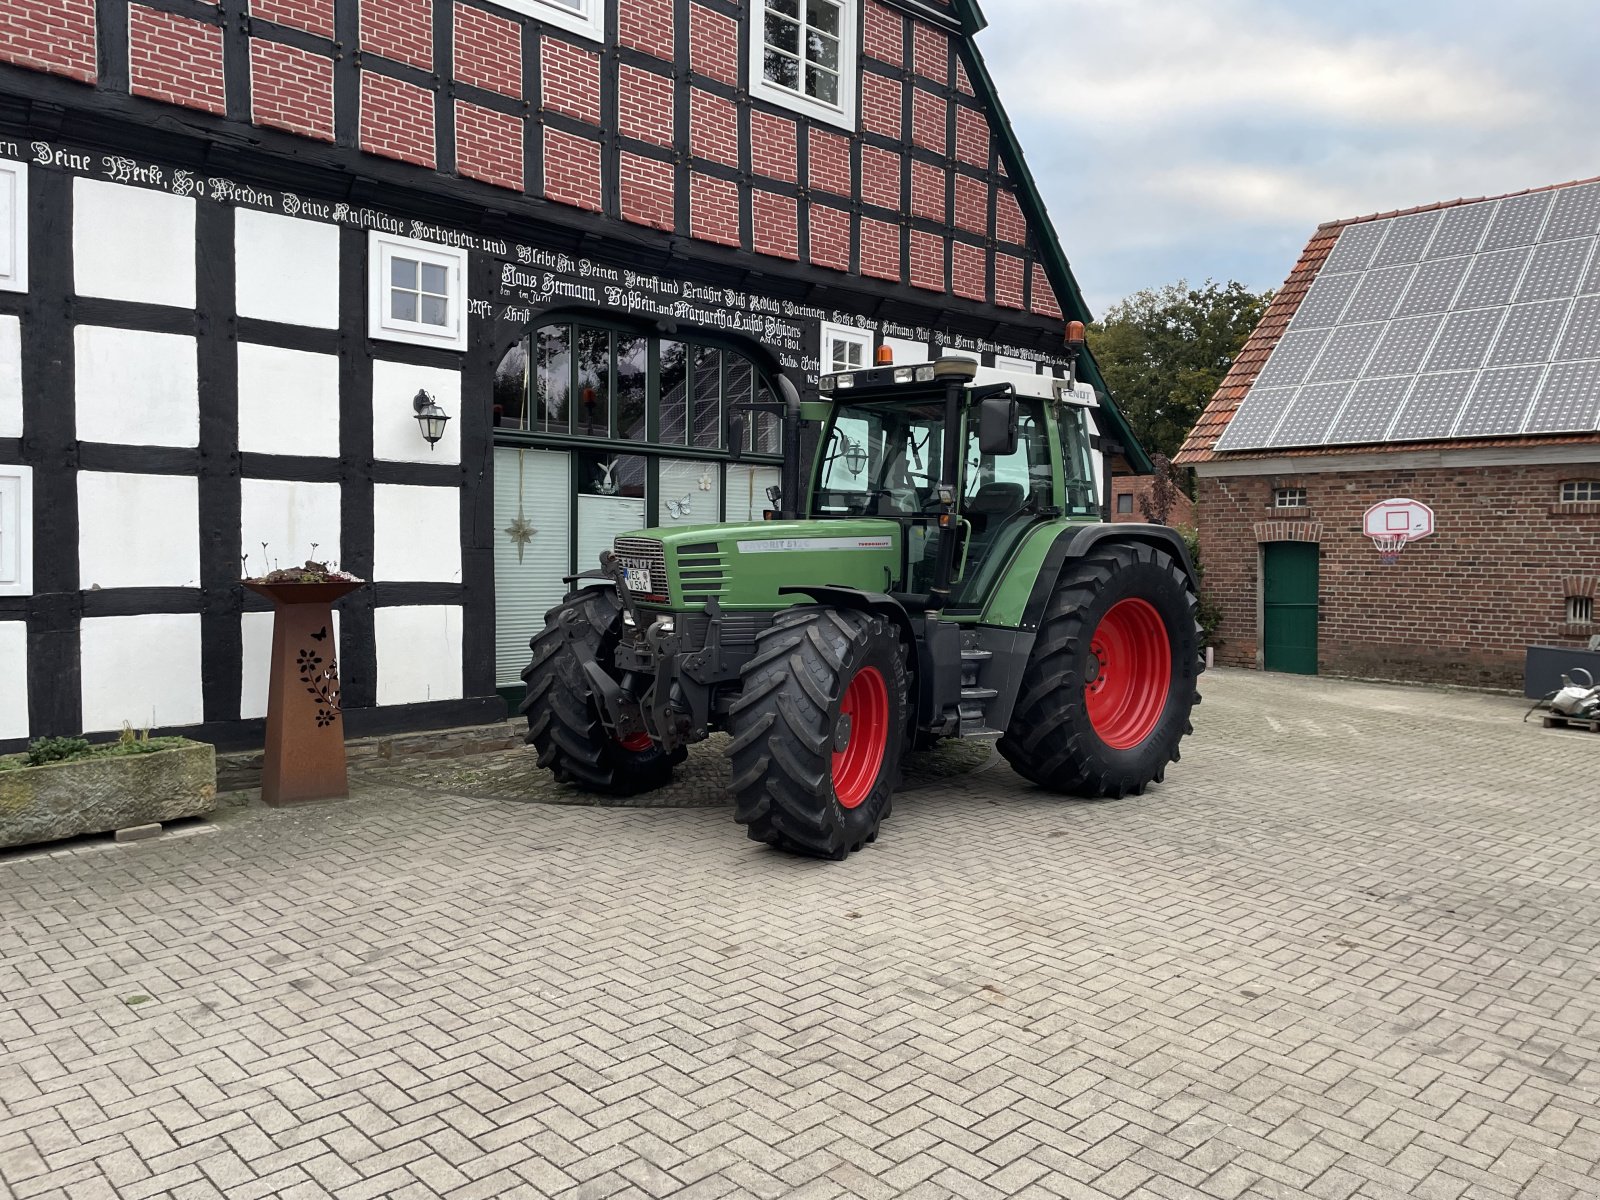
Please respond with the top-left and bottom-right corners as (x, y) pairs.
(776, 375), (803, 520)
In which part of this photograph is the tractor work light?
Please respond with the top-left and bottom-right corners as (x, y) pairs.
(894, 367), (914, 383)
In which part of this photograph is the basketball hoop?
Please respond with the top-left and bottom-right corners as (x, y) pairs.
(1363, 498), (1435, 565)
(1371, 533), (1410, 564)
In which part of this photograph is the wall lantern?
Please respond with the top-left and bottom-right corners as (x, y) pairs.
(843, 437), (868, 477)
(413, 389), (450, 449)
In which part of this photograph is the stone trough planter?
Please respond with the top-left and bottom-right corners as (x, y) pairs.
(0, 740), (218, 850)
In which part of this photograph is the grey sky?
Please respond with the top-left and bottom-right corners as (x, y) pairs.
(977, 0), (1600, 316)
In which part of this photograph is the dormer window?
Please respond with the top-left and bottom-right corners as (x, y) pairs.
(750, 0), (859, 130)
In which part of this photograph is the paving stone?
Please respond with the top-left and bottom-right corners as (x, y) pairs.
(2, 672), (1598, 1199)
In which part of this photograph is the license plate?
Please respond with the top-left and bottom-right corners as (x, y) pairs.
(623, 565), (653, 594)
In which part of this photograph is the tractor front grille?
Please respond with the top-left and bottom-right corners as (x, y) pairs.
(613, 537), (667, 601)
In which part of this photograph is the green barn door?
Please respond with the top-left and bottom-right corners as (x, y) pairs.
(1263, 542), (1319, 674)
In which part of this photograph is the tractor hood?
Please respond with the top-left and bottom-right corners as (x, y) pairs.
(609, 519), (903, 611)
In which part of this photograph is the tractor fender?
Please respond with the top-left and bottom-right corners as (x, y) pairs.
(777, 586), (953, 731)
(1020, 523), (1196, 634)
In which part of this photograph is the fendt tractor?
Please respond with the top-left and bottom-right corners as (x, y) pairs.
(519, 331), (1203, 859)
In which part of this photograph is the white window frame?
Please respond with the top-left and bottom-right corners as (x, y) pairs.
(368, 232), (468, 353)
(0, 465), (32, 597)
(1274, 487), (1308, 508)
(821, 322), (872, 376)
(0, 158), (28, 294)
(749, 0), (860, 131)
(994, 354), (1039, 374)
(1560, 480), (1599, 503)
(490, 0), (605, 43)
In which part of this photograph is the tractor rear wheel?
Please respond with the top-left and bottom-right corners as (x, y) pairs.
(999, 542), (1201, 797)
(728, 606), (908, 859)
(520, 587), (682, 796)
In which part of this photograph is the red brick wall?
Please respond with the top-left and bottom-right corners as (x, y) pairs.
(452, 4), (520, 98)
(251, 40), (334, 142)
(1197, 464), (1600, 688)
(1111, 477), (1195, 527)
(361, 0), (432, 71)
(0, 0), (1080, 335)
(128, 7), (224, 116)
(0, 0), (96, 83)
(251, 0), (334, 39)
(360, 71), (435, 168)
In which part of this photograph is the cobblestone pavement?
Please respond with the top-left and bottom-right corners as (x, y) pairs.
(2, 670), (1598, 1200)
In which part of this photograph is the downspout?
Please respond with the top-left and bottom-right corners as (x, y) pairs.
(776, 375), (803, 520)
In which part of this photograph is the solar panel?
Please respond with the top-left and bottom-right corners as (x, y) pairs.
(1425, 203), (1494, 259)
(1327, 377), (1412, 444)
(1388, 371), (1475, 442)
(1517, 239), (1592, 302)
(1396, 256), (1470, 316)
(1218, 181), (1600, 452)
(1343, 265), (1415, 322)
(1213, 387), (1296, 451)
(1543, 183), (1600, 242)
(1364, 314), (1442, 377)
(1308, 323), (1381, 382)
(1556, 294), (1600, 360)
(1524, 359), (1600, 433)
(1372, 211), (1440, 267)
(1454, 247), (1531, 308)
(1322, 220), (1388, 274)
(1453, 365), (1544, 437)
(1268, 382), (1351, 447)
(1289, 274), (1359, 329)
(1487, 300), (1569, 365)
(1253, 328), (1329, 387)
(1424, 307), (1505, 372)
(1482, 190), (1552, 251)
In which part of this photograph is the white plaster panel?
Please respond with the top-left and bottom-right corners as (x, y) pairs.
(236, 343), (340, 458)
(240, 479), (342, 577)
(881, 336), (928, 366)
(235, 208), (341, 329)
(73, 180), (196, 308)
(74, 325), (199, 447)
(78, 472), (200, 588)
(0, 621), (26, 740)
(372, 484), (461, 582)
(240, 609), (341, 721)
(374, 605), (463, 706)
(371, 358), (462, 464)
(79, 613), (204, 732)
(0, 316), (20, 438)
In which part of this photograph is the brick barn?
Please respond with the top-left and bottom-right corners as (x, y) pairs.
(1177, 179), (1600, 689)
(0, 0), (1146, 750)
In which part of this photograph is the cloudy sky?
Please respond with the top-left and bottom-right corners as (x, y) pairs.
(977, 0), (1600, 316)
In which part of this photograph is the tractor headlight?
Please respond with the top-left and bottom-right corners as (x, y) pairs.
(652, 616), (675, 635)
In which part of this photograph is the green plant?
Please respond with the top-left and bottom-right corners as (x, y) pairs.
(1177, 524), (1224, 650)
(1, 735), (189, 772)
(25, 737), (93, 766)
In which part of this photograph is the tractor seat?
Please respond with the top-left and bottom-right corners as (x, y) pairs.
(965, 482), (1025, 534)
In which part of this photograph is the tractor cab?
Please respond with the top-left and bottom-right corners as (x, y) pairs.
(811, 355), (1102, 609)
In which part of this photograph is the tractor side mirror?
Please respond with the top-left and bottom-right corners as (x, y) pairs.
(978, 396), (1019, 457)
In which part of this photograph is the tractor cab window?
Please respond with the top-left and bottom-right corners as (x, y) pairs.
(953, 400), (1051, 603)
(815, 401), (944, 517)
(1059, 403), (1099, 517)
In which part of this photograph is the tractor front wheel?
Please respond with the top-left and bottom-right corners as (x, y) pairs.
(999, 542), (1201, 797)
(728, 606), (908, 859)
(520, 587), (682, 796)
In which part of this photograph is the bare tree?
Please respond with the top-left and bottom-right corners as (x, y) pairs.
(1138, 453), (1183, 526)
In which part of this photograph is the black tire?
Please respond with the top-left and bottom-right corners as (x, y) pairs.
(999, 542), (1201, 797)
(519, 587), (682, 796)
(728, 606), (909, 859)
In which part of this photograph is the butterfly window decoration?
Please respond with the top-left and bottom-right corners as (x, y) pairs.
(665, 494), (694, 520)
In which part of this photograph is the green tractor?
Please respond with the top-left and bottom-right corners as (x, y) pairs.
(520, 346), (1202, 858)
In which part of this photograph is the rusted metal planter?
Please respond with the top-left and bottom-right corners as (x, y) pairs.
(0, 741), (217, 850)
(245, 580), (362, 806)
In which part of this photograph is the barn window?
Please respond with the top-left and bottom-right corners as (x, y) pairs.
(751, 0), (859, 130)
(493, 0), (604, 43)
(0, 158), (26, 294)
(368, 232), (467, 352)
(1569, 596), (1595, 625)
(822, 322), (871, 374)
(1116, 492), (1134, 514)
(1560, 480), (1599, 502)
(1274, 487), (1308, 508)
(0, 465), (31, 597)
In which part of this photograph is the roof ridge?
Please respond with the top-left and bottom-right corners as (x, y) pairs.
(1317, 172), (1600, 232)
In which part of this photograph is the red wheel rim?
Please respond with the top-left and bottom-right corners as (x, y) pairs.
(1085, 598), (1171, 750)
(832, 666), (889, 809)
(616, 731), (653, 753)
